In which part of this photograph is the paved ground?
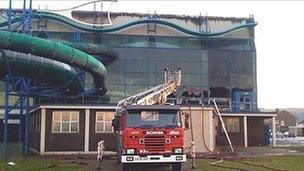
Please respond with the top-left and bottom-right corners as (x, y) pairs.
(234, 146), (303, 157)
(275, 137), (304, 147)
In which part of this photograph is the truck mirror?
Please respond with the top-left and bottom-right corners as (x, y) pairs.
(184, 113), (190, 130)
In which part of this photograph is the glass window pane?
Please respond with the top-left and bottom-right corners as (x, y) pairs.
(62, 113), (70, 121)
(208, 50), (230, 74)
(108, 72), (125, 85)
(71, 122), (79, 132)
(231, 75), (254, 88)
(105, 123), (113, 132)
(223, 118), (240, 133)
(126, 73), (149, 85)
(125, 85), (149, 97)
(96, 112), (104, 121)
(149, 73), (163, 85)
(108, 85), (125, 102)
(71, 113), (79, 121)
(209, 74), (230, 87)
(52, 123), (60, 132)
(125, 60), (149, 73)
(105, 112), (114, 121)
(61, 123), (69, 132)
(96, 122), (104, 132)
(53, 112), (60, 122)
(231, 62), (253, 74)
(202, 62), (208, 73)
(183, 74), (202, 87)
(107, 61), (125, 72)
(231, 51), (253, 63)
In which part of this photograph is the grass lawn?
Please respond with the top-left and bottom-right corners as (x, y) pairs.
(1, 155), (304, 171)
(0, 157), (85, 171)
(197, 156), (304, 171)
(0, 143), (87, 171)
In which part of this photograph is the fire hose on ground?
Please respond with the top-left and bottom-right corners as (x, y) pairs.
(198, 105), (287, 171)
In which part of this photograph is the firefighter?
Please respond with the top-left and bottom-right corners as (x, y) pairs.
(97, 140), (105, 169)
(189, 141), (196, 169)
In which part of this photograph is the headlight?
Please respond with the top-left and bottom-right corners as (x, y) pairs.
(126, 149), (135, 154)
(139, 138), (145, 144)
(165, 138), (171, 144)
(174, 148), (183, 154)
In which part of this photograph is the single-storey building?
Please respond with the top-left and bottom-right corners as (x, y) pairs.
(275, 110), (297, 132)
(0, 109), (22, 142)
(26, 104), (277, 155)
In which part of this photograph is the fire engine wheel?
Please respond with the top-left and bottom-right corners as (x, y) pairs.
(171, 163), (182, 171)
(121, 163), (130, 171)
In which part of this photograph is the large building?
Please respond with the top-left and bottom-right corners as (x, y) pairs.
(41, 11), (258, 106)
(0, 10), (257, 108)
(0, 9), (277, 154)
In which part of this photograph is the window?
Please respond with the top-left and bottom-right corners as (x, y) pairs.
(30, 114), (40, 133)
(52, 111), (79, 133)
(30, 115), (34, 132)
(95, 112), (114, 133)
(281, 120), (285, 126)
(222, 117), (240, 133)
(36, 114), (40, 132)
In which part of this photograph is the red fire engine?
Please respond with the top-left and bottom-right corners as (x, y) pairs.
(112, 69), (186, 171)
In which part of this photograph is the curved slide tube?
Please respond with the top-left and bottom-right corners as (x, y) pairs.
(0, 30), (107, 95)
(0, 50), (83, 94)
(34, 32), (118, 61)
(0, 11), (257, 37)
(51, 39), (118, 65)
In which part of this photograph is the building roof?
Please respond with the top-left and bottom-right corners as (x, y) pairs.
(221, 112), (277, 117)
(277, 110), (297, 120)
(72, 11), (253, 23)
(126, 105), (180, 110)
(298, 120), (304, 124)
(31, 104), (276, 117)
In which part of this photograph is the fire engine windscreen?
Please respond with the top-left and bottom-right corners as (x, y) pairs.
(126, 110), (181, 128)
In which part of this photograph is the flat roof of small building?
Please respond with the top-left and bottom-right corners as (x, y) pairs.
(31, 104), (277, 117)
(221, 112), (277, 117)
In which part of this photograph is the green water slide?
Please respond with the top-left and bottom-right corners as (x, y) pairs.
(0, 30), (107, 95)
(0, 50), (83, 94)
(50, 39), (118, 65)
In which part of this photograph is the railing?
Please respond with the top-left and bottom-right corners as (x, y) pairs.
(174, 97), (257, 112)
(32, 96), (258, 113)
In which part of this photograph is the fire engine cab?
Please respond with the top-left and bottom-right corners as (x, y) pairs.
(112, 69), (186, 171)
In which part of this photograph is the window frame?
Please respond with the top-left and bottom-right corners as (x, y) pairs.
(95, 111), (114, 133)
(52, 111), (79, 133)
(222, 117), (240, 133)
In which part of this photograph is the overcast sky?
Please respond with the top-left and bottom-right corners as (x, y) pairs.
(1, 0), (304, 109)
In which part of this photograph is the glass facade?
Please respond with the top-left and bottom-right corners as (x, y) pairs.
(106, 47), (207, 101)
(100, 34), (256, 102)
(1, 29), (256, 104)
